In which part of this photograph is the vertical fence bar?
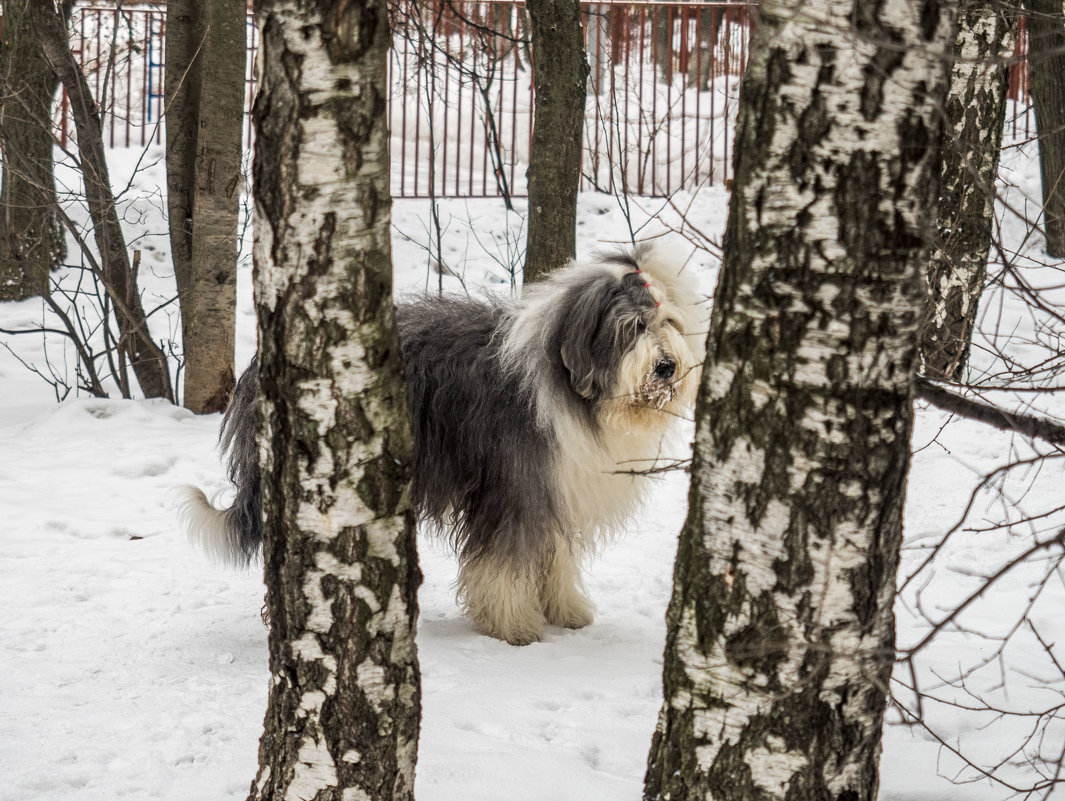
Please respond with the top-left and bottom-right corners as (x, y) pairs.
(606, 5), (617, 194)
(621, 6), (630, 195)
(478, 7), (486, 198)
(690, 7), (698, 186)
(678, 3), (684, 193)
(660, 4), (668, 193)
(590, 2), (605, 192)
(722, 9), (732, 185)
(151, 10), (159, 146)
(441, 6), (451, 199)
(454, 3), (464, 197)
(510, 14), (519, 195)
(647, 3), (656, 194)
(413, 4), (423, 198)
(637, 7), (646, 194)
(399, 15), (410, 198)
(709, 5), (718, 186)
(469, 5), (478, 196)
(124, 11), (132, 148)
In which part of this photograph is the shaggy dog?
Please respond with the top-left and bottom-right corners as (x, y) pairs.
(181, 246), (705, 645)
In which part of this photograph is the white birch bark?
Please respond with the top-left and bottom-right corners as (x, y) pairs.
(645, 1), (957, 799)
(248, 2), (420, 800)
(921, 2), (1015, 381)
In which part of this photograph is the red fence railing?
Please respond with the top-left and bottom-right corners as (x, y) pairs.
(388, 1), (756, 196)
(58, 4), (258, 151)
(49, 2), (1034, 198)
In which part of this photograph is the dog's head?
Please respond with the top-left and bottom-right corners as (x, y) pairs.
(524, 245), (706, 431)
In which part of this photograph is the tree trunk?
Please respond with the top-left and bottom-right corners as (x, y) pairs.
(0, 0), (65, 300)
(920, 1), (1015, 381)
(248, 1), (421, 799)
(1024, 0), (1065, 257)
(165, 0), (245, 413)
(30, 0), (173, 401)
(524, 0), (589, 282)
(686, 7), (726, 91)
(643, 1), (956, 799)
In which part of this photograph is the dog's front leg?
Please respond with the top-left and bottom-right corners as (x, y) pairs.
(456, 554), (547, 646)
(540, 532), (595, 630)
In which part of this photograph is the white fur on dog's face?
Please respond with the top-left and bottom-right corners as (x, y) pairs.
(602, 317), (698, 430)
(496, 243), (708, 546)
(599, 254), (704, 431)
(549, 248), (706, 546)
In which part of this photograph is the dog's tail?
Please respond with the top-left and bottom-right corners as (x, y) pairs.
(178, 360), (263, 567)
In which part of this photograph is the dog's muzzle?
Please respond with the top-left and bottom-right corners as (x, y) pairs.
(636, 358), (678, 410)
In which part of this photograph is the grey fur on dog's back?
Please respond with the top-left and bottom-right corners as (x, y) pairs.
(398, 298), (559, 565)
(188, 296), (563, 568)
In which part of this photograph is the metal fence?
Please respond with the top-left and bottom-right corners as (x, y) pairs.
(389, 0), (754, 197)
(57, 2), (1032, 198)
(60, 4), (257, 150)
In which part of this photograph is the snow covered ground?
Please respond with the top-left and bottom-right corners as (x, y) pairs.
(2, 134), (1064, 801)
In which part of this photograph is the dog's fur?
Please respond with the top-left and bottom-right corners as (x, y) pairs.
(181, 245), (704, 645)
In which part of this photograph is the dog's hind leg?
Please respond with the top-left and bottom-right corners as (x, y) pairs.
(540, 533), (595, 630)
(456, 555), (546, 646)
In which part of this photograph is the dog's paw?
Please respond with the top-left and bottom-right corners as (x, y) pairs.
(503, 627), (545, 646)
(555, 608), (595, 630)
(543, 593), (595, 630)
(476, 615), (546, 646)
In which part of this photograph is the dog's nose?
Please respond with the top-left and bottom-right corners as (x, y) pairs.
(654, 358), (676, 381)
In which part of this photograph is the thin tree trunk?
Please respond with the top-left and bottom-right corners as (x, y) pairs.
(1023, 0), (1065, 257)
(248, 0), (421, 799)
(644, 1), (956, 799)
(686, 7), (726, 91)
(524, 0), (589, 282)
(30, 0), (173, 401)
(921, 1), (1015, 381)
(0, 0), (64, 300)
(166, 0), (244, 413)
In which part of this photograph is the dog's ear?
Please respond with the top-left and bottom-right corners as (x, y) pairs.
(557, 275), (620, 401)
(557, 274), (653, 401)
(560, 339), (596, 399)
(559, 315), (600, 401)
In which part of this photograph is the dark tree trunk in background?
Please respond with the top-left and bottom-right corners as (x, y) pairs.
(643, 0), (956, 799)
(247, 0), (421, 799)
(1024, 0), (1065, 257)
(920, 1), (1015, 381)
(686, 7), (726, 91)
(31, 0), (173, 401)
(524, 0), (589, 282)
(0, 0), (66, 300)
(655, 5), (727, 91)
(165, 0), (245, 413)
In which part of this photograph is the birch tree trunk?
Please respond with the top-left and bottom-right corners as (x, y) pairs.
(920, 1), (1015, 381)
(31, 0), (173, 400)
(524, 0), (589, 282)
(165, 0), (246, 413)
(644, 1), (956, 799)
(248, 1), (421, 800)
(0, 0), (65, 300)
(1023, 0), (1065, 257)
